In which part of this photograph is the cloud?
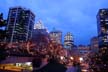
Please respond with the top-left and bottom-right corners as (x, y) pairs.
(0, 0), (108, 45)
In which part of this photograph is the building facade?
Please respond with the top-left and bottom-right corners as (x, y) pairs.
(89, 8), (108, 72)
(90, 36), (99, 53)
(32, 20), (50, 44)
(49, 28), (62, 44)
(6, 7), (35, 43)
(64, 32), (74, 50)
(78, 45), (90, 56)
(97, 9), (108, 48)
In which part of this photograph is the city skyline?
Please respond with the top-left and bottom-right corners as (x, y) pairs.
(0, 0), (108, 45)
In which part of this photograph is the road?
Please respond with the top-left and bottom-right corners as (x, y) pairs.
(0, 69), (20, 72)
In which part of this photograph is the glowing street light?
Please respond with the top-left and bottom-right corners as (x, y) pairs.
(25, 62), (32, 66)
(70, 57), (74, 60)
(60, 56), (64, 60)
(79, 57), (83, 62)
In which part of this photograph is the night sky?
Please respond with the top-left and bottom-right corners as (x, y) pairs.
(0, 0), (108, 45)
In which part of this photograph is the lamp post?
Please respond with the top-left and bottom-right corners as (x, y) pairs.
(70, 56), (74, 60)
(79, 57), (83, 63)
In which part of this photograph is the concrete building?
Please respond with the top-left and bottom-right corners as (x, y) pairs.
(64, 32), (74, 50)
(78, 45), (90, 56)
(49, 28), (62, 44)
(90, 36), (99, 53)
(97, 9), (108, 48)
(6, 7), (35, 43)
(32, 20), (50, 45)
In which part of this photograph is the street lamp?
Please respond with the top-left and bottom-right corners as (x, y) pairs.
(60, 56), (64, 60)
(70, 56), (74, 60)
(79, 57), (83, 63)
(25, 62), (32, 66)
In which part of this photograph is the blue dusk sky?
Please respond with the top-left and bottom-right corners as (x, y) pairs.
(0, 0), (108, 45)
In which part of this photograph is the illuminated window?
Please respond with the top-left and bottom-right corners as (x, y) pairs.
(106, 22), (108, 24)
(105, 30), (108, 33)
(100, 20), (104, 21)
(105, 19), (108, 21)
(101, 9), (105, 12)
(100, 13), (103, 16)
(101, 27), (105, 31)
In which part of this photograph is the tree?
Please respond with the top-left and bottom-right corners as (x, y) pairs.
(0, 43), (7, 62)
(0, 13), (7, 42)
(89, 46), (108, 72)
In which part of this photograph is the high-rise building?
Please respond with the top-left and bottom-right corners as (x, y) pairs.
(64, 32), (74, 50)
(90, 36), (99, 53)
(97, 9), (108, 47)
(32, 20), (50, 44)
(49, 28), (62, 44)
(90, 9), (108, 71)
(6, 7), (35, 43)
(34, 20), (45, 29)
